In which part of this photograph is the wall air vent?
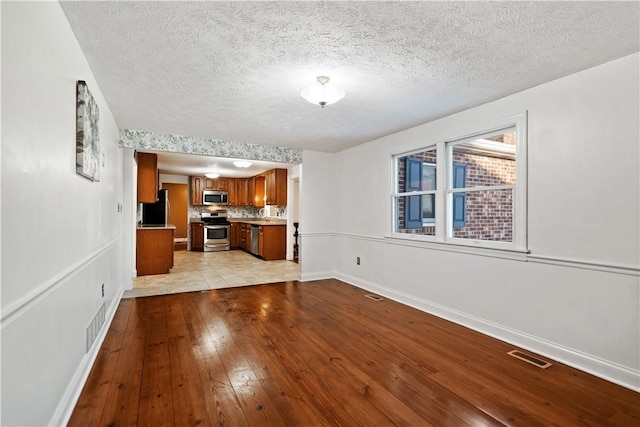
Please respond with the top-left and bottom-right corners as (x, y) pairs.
(86, 303), (106, 353)
(507, 349), (553, 369)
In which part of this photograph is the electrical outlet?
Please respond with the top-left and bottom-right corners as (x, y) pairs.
(101, 283), (105, 298)
(356, 256), (360, 265)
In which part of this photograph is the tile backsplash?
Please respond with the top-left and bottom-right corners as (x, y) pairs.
(189, 205), (286, 219)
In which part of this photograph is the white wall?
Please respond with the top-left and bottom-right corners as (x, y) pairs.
(1, 2), (124, 425)
(159, 173), (190, 185)
(300, 53), (640, 390)
(299, 151), (337, 279)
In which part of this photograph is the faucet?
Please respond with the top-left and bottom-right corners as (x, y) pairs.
(258, 208), (267, 218)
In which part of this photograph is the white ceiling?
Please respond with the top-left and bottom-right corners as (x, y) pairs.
(61, 1), (638, 158)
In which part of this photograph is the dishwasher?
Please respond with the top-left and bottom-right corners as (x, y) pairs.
(251, 225), (260, 255)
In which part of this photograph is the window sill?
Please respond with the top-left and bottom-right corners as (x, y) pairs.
(384, 234), (529, 261)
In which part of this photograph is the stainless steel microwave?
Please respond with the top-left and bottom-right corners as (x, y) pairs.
(203, 190), (228, 206)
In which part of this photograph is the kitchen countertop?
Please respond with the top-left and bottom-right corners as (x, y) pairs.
(228, 218), (287, 226)
(189, 217), (287, 226)
(137, 224), (176, 230)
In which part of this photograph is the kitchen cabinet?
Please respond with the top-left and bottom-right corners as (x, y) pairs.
(190, 222), (204, 251)
(248, 177), (255, 206)
(191, 176), (203, 206)
(258, 226), (265, 257)
(239, 223), (251, 251)
(234, 222), (286, 260)
(137, 152), (158, 203)
(265, 169), (287, 206)
(253, 176), (265, 207)
(236, 178), (249, 206)
(228, 178), (251, 207)
(204, 177), (228, 191)
(258, 225), (286, 260)
(227, 178), (238, 206)
(229, 222), (240, 248)
(136, 227), (174, 275)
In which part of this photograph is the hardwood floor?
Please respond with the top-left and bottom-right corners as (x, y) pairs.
(69, 279), (640, 426)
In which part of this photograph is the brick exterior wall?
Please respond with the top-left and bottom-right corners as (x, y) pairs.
(396, 131), (515, 241)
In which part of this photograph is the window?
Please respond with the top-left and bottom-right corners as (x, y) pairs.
(392, 114), (527, 251)
(422, 163), (436, 225)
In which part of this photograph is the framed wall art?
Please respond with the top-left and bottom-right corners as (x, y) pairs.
(76, 80), (100, 181)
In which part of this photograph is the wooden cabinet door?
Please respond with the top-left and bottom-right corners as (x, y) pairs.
(264, 169), (287, 205)
(248, 177), (255, 206)
(227, 178), (237, 205)
(244, 225), (252, 251)
(191, 176), (203, 206)
(258, 226), (264, 256)
(260, 225), (286, 260)
(217, 178), (228, 191)
(137, 152), (158, 203)
(253, 176), (265, 207)
(204, 177), (228, 190)
(265, 170), (275, 205)
(190, 222), (204, 251)
(136, 228), (174, 275)
(240, 224), (246, 251)
(237, 178), (249, 206)
(229, 223), (239, 248)
(274, 169), (287, 205)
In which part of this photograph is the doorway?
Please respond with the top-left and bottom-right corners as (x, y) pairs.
(162, 183), (188, 250)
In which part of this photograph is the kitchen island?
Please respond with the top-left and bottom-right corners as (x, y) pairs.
(136, 225), (176, 275)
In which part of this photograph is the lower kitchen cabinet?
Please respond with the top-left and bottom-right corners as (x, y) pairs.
(229, 223), (240, 248)
(136, 227), (175, 276)
(233, 222), (286, 260)
(242, 224), (252, 252)
(259, 225), (286, 260)
(190, 222), (204, 251)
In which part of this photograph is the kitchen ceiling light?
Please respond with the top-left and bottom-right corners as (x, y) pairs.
(205, 173), (220, 179)
(233, 160), (252, 168)
(300, 76), (345, 108)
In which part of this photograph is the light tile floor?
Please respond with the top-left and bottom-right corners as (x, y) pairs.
(123, 250), (300, 298)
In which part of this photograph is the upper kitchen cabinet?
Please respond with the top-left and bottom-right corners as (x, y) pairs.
(265, 169), (287, 205)
(136, 152), (158, 203)
(253, 176), (265, 207)
(236, 178), (249, 206)
(191, 176), (203, 206)
(227, 178), (238, 206)
(204, 177), (228, 191)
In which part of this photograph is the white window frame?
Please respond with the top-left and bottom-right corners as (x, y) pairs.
(390, 112), (528, 254)
(422, 162), (436, 226)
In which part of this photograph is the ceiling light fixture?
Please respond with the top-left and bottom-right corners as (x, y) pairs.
(300, 76), (345, 108)
(205, 173), (220, 179)
(233, 160), (252, 168)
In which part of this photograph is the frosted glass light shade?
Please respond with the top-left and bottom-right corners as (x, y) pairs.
(301, 76), (345, 107)
(205, 173), (220, 178)
(233, 161), (252, 168)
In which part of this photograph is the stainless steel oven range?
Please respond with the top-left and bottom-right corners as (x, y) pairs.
(201, 211), (230, 252)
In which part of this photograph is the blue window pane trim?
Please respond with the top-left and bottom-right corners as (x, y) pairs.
(405, 157), (423, 229)
(452, 163), (466, 227)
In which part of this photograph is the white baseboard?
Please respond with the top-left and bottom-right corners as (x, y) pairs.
(300, 271), (335, 282)
(49, 286), (125, 426)
(335, 272), (640, 393)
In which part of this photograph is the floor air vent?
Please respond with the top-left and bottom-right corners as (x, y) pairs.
(86, 303), (106, 353)
(507, 350), (553, 369)
(364, 294), (384, 302)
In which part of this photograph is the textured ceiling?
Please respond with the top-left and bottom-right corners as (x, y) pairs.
(61, 1), (639, 153)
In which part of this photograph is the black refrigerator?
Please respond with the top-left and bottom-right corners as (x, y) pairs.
(142, 189), (168, 226)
